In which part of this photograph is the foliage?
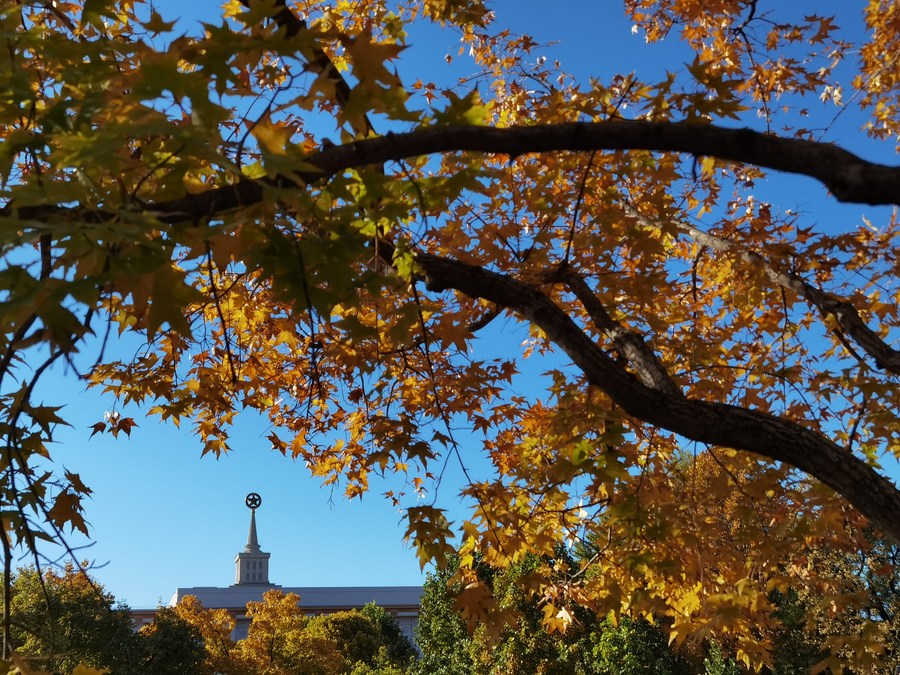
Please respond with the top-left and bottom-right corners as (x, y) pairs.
(137, 607), (206, 674)
(171, 594), (245, 675)
(767, 532), (900, 674)
(702, 643), (740, 675)
(347, 650), (412, 675)
(588, 618), (684, 675)
(7, 565), (210, 674)
(414, 559), (473, 675)
(2, 572), (418, 675)
(237, 590), (335, 675)
(415, 554), (689, 674)
(176, 590), (415, 675)
(307, 611), (386, 668)
(359, 602), (418, 666)
(9, 564), (139, 674)
(1, 0), (900, 668)
(768, 589), (827, 675)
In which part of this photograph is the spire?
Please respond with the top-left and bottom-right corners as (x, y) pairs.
(234, 492), (271, 586)
(244, 509), (261, 552)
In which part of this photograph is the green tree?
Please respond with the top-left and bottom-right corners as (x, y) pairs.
(702, 643), (740, 675)
(768, 589), (826, 675)
(416, 554), (687, 675)
(9, 565), (139, 674)
(587, 617), (684, 675)
(8, 567), (218, 674)
(348, 652), (412, 675)
(414, 560), (473, 675)
(308, 611), (393, 669)
(358, 603), (418, 667)
(137, 607), (206, 675)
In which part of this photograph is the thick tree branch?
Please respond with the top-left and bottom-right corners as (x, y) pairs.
(300, 121), (899, 205)
(6, 112), (900, 534)
(622, 204), (900, 376)
(415, 248), (900, 543)
(5, 120), (900, 227)
(800, 284), (900, 373)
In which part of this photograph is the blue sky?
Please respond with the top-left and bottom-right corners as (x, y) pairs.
(22, 0), (900, 609)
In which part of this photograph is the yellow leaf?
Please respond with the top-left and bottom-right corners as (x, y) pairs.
(72, 665), (109, 675)
(250, 116), (294, 156)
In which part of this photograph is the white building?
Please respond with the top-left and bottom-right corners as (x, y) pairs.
(132, 500), (422, 644)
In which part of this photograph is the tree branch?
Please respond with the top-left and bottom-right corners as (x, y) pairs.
(414, 247), (900, 543)
(5, 120), (900, 228)
(6, 113), (900, 534)
(296, 121), (900, 205)
(562, 270), (683, 397)
(622, 204), (900, 376)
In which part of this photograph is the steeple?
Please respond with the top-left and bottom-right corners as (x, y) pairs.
(234, 493), (272, 586)
(245, 508), (260, 552)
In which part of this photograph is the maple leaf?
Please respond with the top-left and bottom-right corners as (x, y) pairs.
(47, 490), (89, 537)
(403, 506), (455, 569)
(64, 471), (93, 495)
(341, 29), (406, 89)
(113, 417), (138, 438)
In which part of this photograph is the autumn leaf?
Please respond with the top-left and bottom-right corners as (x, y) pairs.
(64, 471), (93, 496)
(431, 89), (490, 126)
(341, 29), (407, 89)
(403, 506), (455, 569)
(249, 116), (295, 156)
(47, 490), (89, 537)
(71, 666), (109, 675)
(80, 0), (117, 26)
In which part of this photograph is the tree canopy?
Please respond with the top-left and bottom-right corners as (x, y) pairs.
(415, 552), (691, 674)
(8, 564), (138, 673)
(2, 0), (900, 669)
(172, 590), (417, 674)
(0, 566), (415, 674)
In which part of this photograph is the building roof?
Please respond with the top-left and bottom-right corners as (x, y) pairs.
(170, 585), (422, 611)
(165, 495), (422, 616)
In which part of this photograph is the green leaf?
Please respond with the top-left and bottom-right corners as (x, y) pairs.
(81, 0), (118, 27)
(431, 89), (490, 126)
(145, 265), (205, 338)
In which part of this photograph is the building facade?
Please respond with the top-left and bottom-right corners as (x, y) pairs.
(133, 499), (423, 644)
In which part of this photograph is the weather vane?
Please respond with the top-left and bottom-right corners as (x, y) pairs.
(245, 492), (262, 510)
